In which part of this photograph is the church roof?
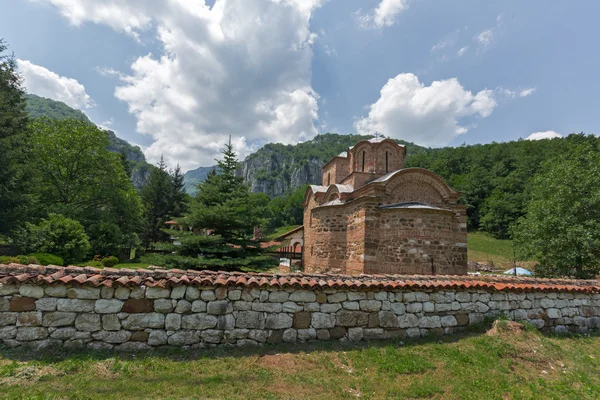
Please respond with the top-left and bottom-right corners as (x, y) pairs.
(379, 202), (445, 211)
(309, 185), (328, 193)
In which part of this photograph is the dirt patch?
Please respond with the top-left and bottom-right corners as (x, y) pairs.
(256, 353), (314, 372)
(487, 320), (526, 337)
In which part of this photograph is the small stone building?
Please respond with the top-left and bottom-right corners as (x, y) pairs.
(299, 138), (467, 275)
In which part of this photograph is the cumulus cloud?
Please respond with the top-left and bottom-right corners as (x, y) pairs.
(354, 73), (497, 147)
(356, 0), (409, 29)
(17, 59), (93, 109)
(37, 0), (324, 170)
(526, 131), (562, 140)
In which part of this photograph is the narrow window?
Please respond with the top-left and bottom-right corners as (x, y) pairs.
(327, 172), (331, 186)
(362, 151), (365, 172)
(311, 245), (314, 256)
(386, 151), (389, 173)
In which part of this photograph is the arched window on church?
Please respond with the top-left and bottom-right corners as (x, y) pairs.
(362, 150), (365, 172)
(386, 151), (389, 174)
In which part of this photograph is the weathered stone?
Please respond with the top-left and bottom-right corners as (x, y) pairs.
(547, 308), (562, 319)
(181, 313), (217, 330)
(168, 331), (199, 346)
(201, 329), (223, 343)
(35, 297), (57, 311)
(207, 300), (232, 315)
(316, 329), (330, 340)
(282, 328), (297, 342)
(336, 310), (368, 327)
(415, 292), (430, 302)
(114, 287), (131, 300)
(0, 284), (19, 295)
(294, 311), (311, 329)
(298, 328), (317, 341)
(233, 301), (252, 311)
(347, 292), (367, 301)
(259, 290), (269, 302)
(19, 285), (45, 298)
(169, 286), (186, 300)
(146, 287), (171, 299)
(201, 290), (216, 301)
(368, 313), (379, 328)
(363, 328), (386, 340)
(398, 313), (419, 328)
(131, 330), (149, 341)
(43, 311), (76, 327)
(289, 290), (317, 302)
(17, 311), (42, 327)
(92, 330), (132, 344)
(311, 312), (335, 329)
(95, 299), (124, 314)
(327, 293), (347, 303)
(248, 329), (269, 342)
(304, 302), (320, 312)
(0, 311), (17, 326)
(0, 326), (17, 340)
(101, 286), (114, 299)
(252, 302), (282, 313)
(122, 313), (165, 330)
(266, 313), (293, 329)
(406, 303), (423, 313)
(378, 311), (399, 328)
(102, 314), (121, 331)
(282, 302), (302, 313)
(390, 302), (405, 315)
(236, 311), (265, 329)
(469, 313), (485, 325)
(148, 330), (168, 345)
(16, 327), (48, 341)
(10, 297), (36, 312)
(117, 342), (152, 351)
(88, 341), (114, 350)
(174, 300), (192, 313)
(74, 331), (91, 339)
(348, 327), (363, 341)
(329, 326), (347, 339)
(455, 313), (469, 326)
(75, 313), (102, 332)
(122, 299), (153, 313)
(228, 289), (242, 301)
(154, 299), (175, 313)
(0, 298), (9, 312)
(67, 287), (100, 300)
(217, 314), (235, 330)
(165, 313), (181, 330)
(215, 287), (228, 300)
(267, 330), (284, 344)
(440, 315), (457, 327)
(406, 328), (421, 338)
(320, 303), (342, 313)
(540, 298), (555, 308)
(57, 299), (95, 312)
(224, 329), (249, 340)
(423, 302), (435, 313)
(359, 300), (382, 312)
(316, 292), (327, 303)
(375, 292), (388, 301)
(342, 301), (360, 311)
(269, 291), (289, 302)
(185, 286), (200, 301)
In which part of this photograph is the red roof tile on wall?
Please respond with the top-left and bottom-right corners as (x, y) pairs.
(1, 264), (599, 293)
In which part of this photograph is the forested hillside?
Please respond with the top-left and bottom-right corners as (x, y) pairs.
(24, 94), (153, 189)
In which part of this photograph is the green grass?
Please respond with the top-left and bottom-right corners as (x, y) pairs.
(467, 231), (535, 269)
(266, 225), (301, 241)
(1, 327), (599, 399)
(112, 262), (152, 269)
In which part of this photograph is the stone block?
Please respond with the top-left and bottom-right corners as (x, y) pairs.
(336, 310), (368, 327)
(181, 313), (217, 330)
(122, 299), (153, 313)
(316, 329), (330, 340)
(16, 311), (42, 327)
(92, 330), (132, 344)
(10, 297), (36, 312)
(252, 302), (282, 313)
(168, 331), (199, 346)
(57, 299), (95, 312)
(368, 313), (379, 328)
(547, 308), (562, 319)
(19, 284), (45, 298)
(311, 312), (335, 329)
(146, 287), (171, 299)
(101, 287), (114, 299)
(0, 298), (9, 312)
(102, 314), (121, 331)
(224, 329), (249, 340)
(282, 328), (297, 342)
(248, 329), (269, 342)
(88, 341), (114, 350)
(173, 300), (191, 313)
(117, 342), (151, 351)
(236, 311), (265, 329)
(398, 313), (419, 328)
(289, 290), (317, 302)
(165, 313), (181, 330)
(233, 301), (252, 311)
(316, 292), (327, 304)
(50, 327), (76, 340)
(215, 287), (228, 300)
(327, 293), (347, 303)
(148, 330), (168, 345)
(185, 286), (200, 301)
(217, 314), (235, 330)
(154, 299), (175, 313)
(390, 303), (405, 315)
(363, 328), (386, 340)
(35, 298), (57, 311)
(16, 327), (48, 341)
(415, 292), (429, 302)
(329, 326), (347, 339)
(114, 287), (131, 300)
(282, 302), (302, 313)
(170, 286), (186, 300)
(440, 315), (457, 327)
(95, 299), (124, 314)
(269, 291), (289, 303)
(419, 316), (441, 329)
(406, 303), (423, 313)
(406, 328), (421, 338)
(122, 313), (166, 330)
(294, 311), (311, 329)
(342, 301), (359, 311)
(435, 303), (452, 312)
(131, 330), (149, 341)
(423, 302), (434, 313)
(75, 313), (102, 332)
(468, 313), (485, 325)
(0, 284), (19, 295)
(266, 313), (293, 329)
(347, 292), (367, 301)
(320, 303), (341, 313)
(348, 327), (363, 341)
(67, 287), (100, 300)
(303, 302), (320, 312)
(378, 311), (399, 328)
(297, 328), (316, 341)
(228, 289), (242, 301)
(259, 290), (269, 302)
(540, 298), (555, 308)
(207, 300), (233, 315)
(359, 300), (381, 312)
(267, 330), (283, 344)
(200, 290), (216, 301)
(43, 312), (76, 327)
(0, 326), (17, 340)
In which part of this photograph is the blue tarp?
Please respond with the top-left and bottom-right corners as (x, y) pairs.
(503, 267), (533, 276)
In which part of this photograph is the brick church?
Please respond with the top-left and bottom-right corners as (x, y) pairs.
(279, 137), (468, 276)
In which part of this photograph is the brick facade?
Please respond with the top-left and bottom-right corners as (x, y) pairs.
(303, 138), (467, 275)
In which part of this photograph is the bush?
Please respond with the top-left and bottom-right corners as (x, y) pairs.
(14, 214), (91, 265)
(28, 253), (64, 266)
(82, 260), (104, 268)
(0, 256), (19, 264)
(0, 255), (39, 264)
(101, 256), (119, 268)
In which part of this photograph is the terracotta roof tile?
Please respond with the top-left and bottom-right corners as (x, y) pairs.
(1, 264), (600, 294)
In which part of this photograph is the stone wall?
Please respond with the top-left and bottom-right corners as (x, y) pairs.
(1, 275), (599, 351)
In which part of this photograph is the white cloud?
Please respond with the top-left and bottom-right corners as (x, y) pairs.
(37, 0), (324, 170)
(431, 38), (453, 53)
(356, 0), (409, 29)
(457, 46), (468, 56)
(519, 87), (536, 97)
(354, 73), (497, 147)
(526, 131), (562, 140)
(474, 14), (503, 51)
(16, 59), (93, 109)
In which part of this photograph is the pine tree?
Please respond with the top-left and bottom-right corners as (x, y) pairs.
(0, 39), (32, 236)
(140, 156), (173, 247)
(170, 164), (187, 218)
(155, 138), (276, 271)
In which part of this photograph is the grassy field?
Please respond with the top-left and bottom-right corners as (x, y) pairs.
(1, 323), (599, 399)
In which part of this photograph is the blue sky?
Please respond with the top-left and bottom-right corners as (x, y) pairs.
(2, 0), (599, 170)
